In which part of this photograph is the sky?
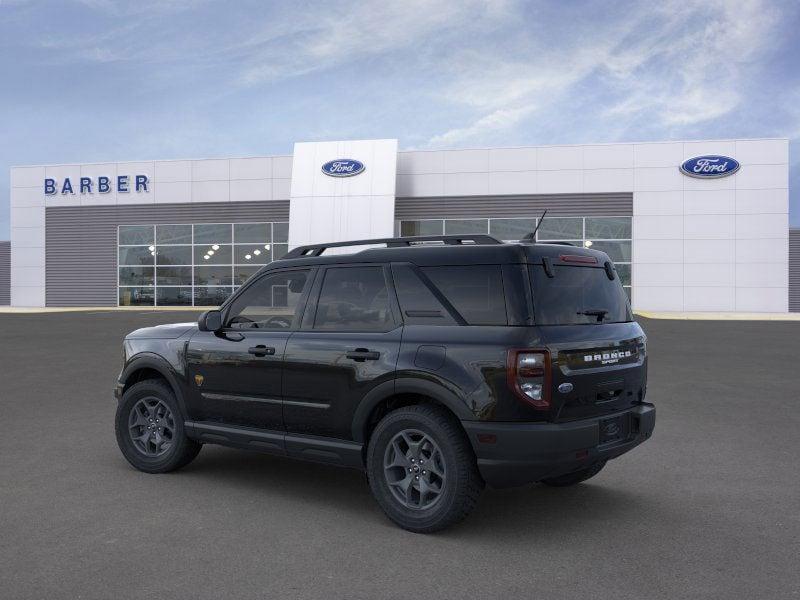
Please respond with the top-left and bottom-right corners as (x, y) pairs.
(1, 0), (799, 237)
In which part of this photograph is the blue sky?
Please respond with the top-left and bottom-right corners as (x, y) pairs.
(1, 0), (799, 237)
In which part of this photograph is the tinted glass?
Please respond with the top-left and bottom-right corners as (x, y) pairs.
(530, 265), (631, 325)
(536, 217), (582, 240)
(194, 245), (232, 265)
(234, 265), (261, 285)
(156, 246), (192, 266)
(392, 265), (456, 326)
(157, 266), (192, 286)
(227, 270), (310, 330)
(585, 217), (631, 239)
(314, 267), (392, 331)
(234, 244), (269, 265)
(615, 263), (631, 286)
(273, 222), (289, 243)
(119, 246), (153, 266)
(119, 286), (154, 306)
(156, 224), (192, 245)
(422, 265), (507, 325)
(119, 225), (153, 245)
(119, 266), (154, 286)
(587, 240), (631, 262)
(273, 244), (288, 260)
(195, 266), (232, 286)
(490, 218), (537, 241)
(157, 287), (192, 306)
(194, 223), (231, 244)
(194, 286), (232, 306)
(400, 220), (443, 236)
(234, 223), (269, 243)
(444, 219), (488, 235)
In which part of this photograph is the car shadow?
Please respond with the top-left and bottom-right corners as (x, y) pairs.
(170, 445), (650, 538)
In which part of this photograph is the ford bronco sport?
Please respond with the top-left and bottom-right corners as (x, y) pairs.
(115, 234), (654, 532)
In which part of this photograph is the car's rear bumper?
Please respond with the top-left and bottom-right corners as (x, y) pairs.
(462, 403), (655, 488)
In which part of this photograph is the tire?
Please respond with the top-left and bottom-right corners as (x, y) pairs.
(367, 404), (484, 533)
(541, 461), (606, 487)
(115, 379), (201, 474)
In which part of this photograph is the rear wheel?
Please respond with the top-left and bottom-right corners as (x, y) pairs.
(541, 461), (606, 487)
(367, 405), (484, 533)
(115, 379), (201, 473)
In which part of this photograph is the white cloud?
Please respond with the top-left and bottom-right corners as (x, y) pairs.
(423, 0), (786, 146)
(237, 0), (513, 85)
(428, 105), (535, 147)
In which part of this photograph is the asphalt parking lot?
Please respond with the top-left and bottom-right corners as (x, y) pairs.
(1, 312), (798, 599)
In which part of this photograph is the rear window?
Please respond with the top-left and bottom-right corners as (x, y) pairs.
(421, 265), (507, 325)
(530, 264), (632, 325)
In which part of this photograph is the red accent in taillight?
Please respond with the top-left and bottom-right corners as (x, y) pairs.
(559, 254), (597, 264)
(507, 349), (551, 410)
(575, 449), (589, 460)
(477, 433), (497, 444)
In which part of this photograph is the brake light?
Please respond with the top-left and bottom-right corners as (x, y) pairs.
(559, 254), (597, 264)
(507, 349), (551, 409)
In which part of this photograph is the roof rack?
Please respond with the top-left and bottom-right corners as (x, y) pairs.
(540, 241), (576, 246)
(284, 234), (503, 258)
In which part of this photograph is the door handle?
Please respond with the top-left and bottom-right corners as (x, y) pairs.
(248, 345), (276, 357)
(346, 349), (380, 362)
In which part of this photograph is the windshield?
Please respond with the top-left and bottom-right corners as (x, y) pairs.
(530, 264), (632, 325)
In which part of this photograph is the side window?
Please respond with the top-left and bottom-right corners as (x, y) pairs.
(313, 267), (393, 331)
(226, 270), (310, 330)
(421, 265), (507, 325)
(391, 264), (457, 325)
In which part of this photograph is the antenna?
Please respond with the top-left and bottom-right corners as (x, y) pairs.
(522, 209), (548, 242)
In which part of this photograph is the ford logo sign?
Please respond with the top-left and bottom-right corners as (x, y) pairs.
(680, 155), (740, 179)
(321, 159), (365, 178)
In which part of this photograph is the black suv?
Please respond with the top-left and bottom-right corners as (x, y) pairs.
(115, 234), (654, 532)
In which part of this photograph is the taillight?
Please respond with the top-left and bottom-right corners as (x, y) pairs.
(507, 349), (551, 409)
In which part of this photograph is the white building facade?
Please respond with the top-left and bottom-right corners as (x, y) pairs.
(7, 137), (792, 312)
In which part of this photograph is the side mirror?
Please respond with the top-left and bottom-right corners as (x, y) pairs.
(198, 310), (223, 332)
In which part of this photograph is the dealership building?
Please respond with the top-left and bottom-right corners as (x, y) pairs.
(3, 137), (798, 312)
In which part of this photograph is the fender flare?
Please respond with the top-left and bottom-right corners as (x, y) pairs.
(351, 377), (472, 443)
(119, 353), (188, 417)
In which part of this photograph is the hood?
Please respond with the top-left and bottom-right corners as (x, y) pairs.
(126, 322), (197, 340)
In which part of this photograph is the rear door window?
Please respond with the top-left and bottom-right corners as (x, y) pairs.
(313, 266), (394, 331)
(391, 265), (457, 325)
(530, 264), (631, 325)
(421, 265), (507, 325)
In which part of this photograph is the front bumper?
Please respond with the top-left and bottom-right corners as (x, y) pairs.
(462, 403), (655, 488)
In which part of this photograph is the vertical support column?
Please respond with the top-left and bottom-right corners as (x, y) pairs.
(288, 139), (398, 251)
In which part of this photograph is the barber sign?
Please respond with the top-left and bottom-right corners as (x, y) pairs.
(321, 159), (365, 177)
(680, 155), (740, 178)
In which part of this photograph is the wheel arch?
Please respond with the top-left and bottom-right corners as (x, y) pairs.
(120, 353), (188, 416)
(352, 378), (473, 444)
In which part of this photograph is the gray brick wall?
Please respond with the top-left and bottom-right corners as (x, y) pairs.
(0, 241), (9, 305)
(790, 228), (800, 312)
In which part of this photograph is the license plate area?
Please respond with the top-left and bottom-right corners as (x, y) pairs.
(599, 415), (628, 445)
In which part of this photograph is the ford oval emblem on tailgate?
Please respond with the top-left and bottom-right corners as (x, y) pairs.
(558, 382), (574, 394)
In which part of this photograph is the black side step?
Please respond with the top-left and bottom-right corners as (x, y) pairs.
(185, 421), (364, 469)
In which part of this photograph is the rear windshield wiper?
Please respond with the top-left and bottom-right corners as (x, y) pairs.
(577, 309), (608, 322)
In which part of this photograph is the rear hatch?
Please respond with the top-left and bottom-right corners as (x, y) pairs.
(529, 258), (647, 423)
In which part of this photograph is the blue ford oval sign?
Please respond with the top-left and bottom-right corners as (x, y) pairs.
(321, 159), (365, 177)
(680, 155), (740, 178)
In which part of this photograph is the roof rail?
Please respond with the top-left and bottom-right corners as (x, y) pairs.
(284, 234), (503, 258)
(539, 241), (576, 246)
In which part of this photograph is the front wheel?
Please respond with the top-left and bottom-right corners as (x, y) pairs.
(367, 405), (484, 533)
(115, 379), (201, 473)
